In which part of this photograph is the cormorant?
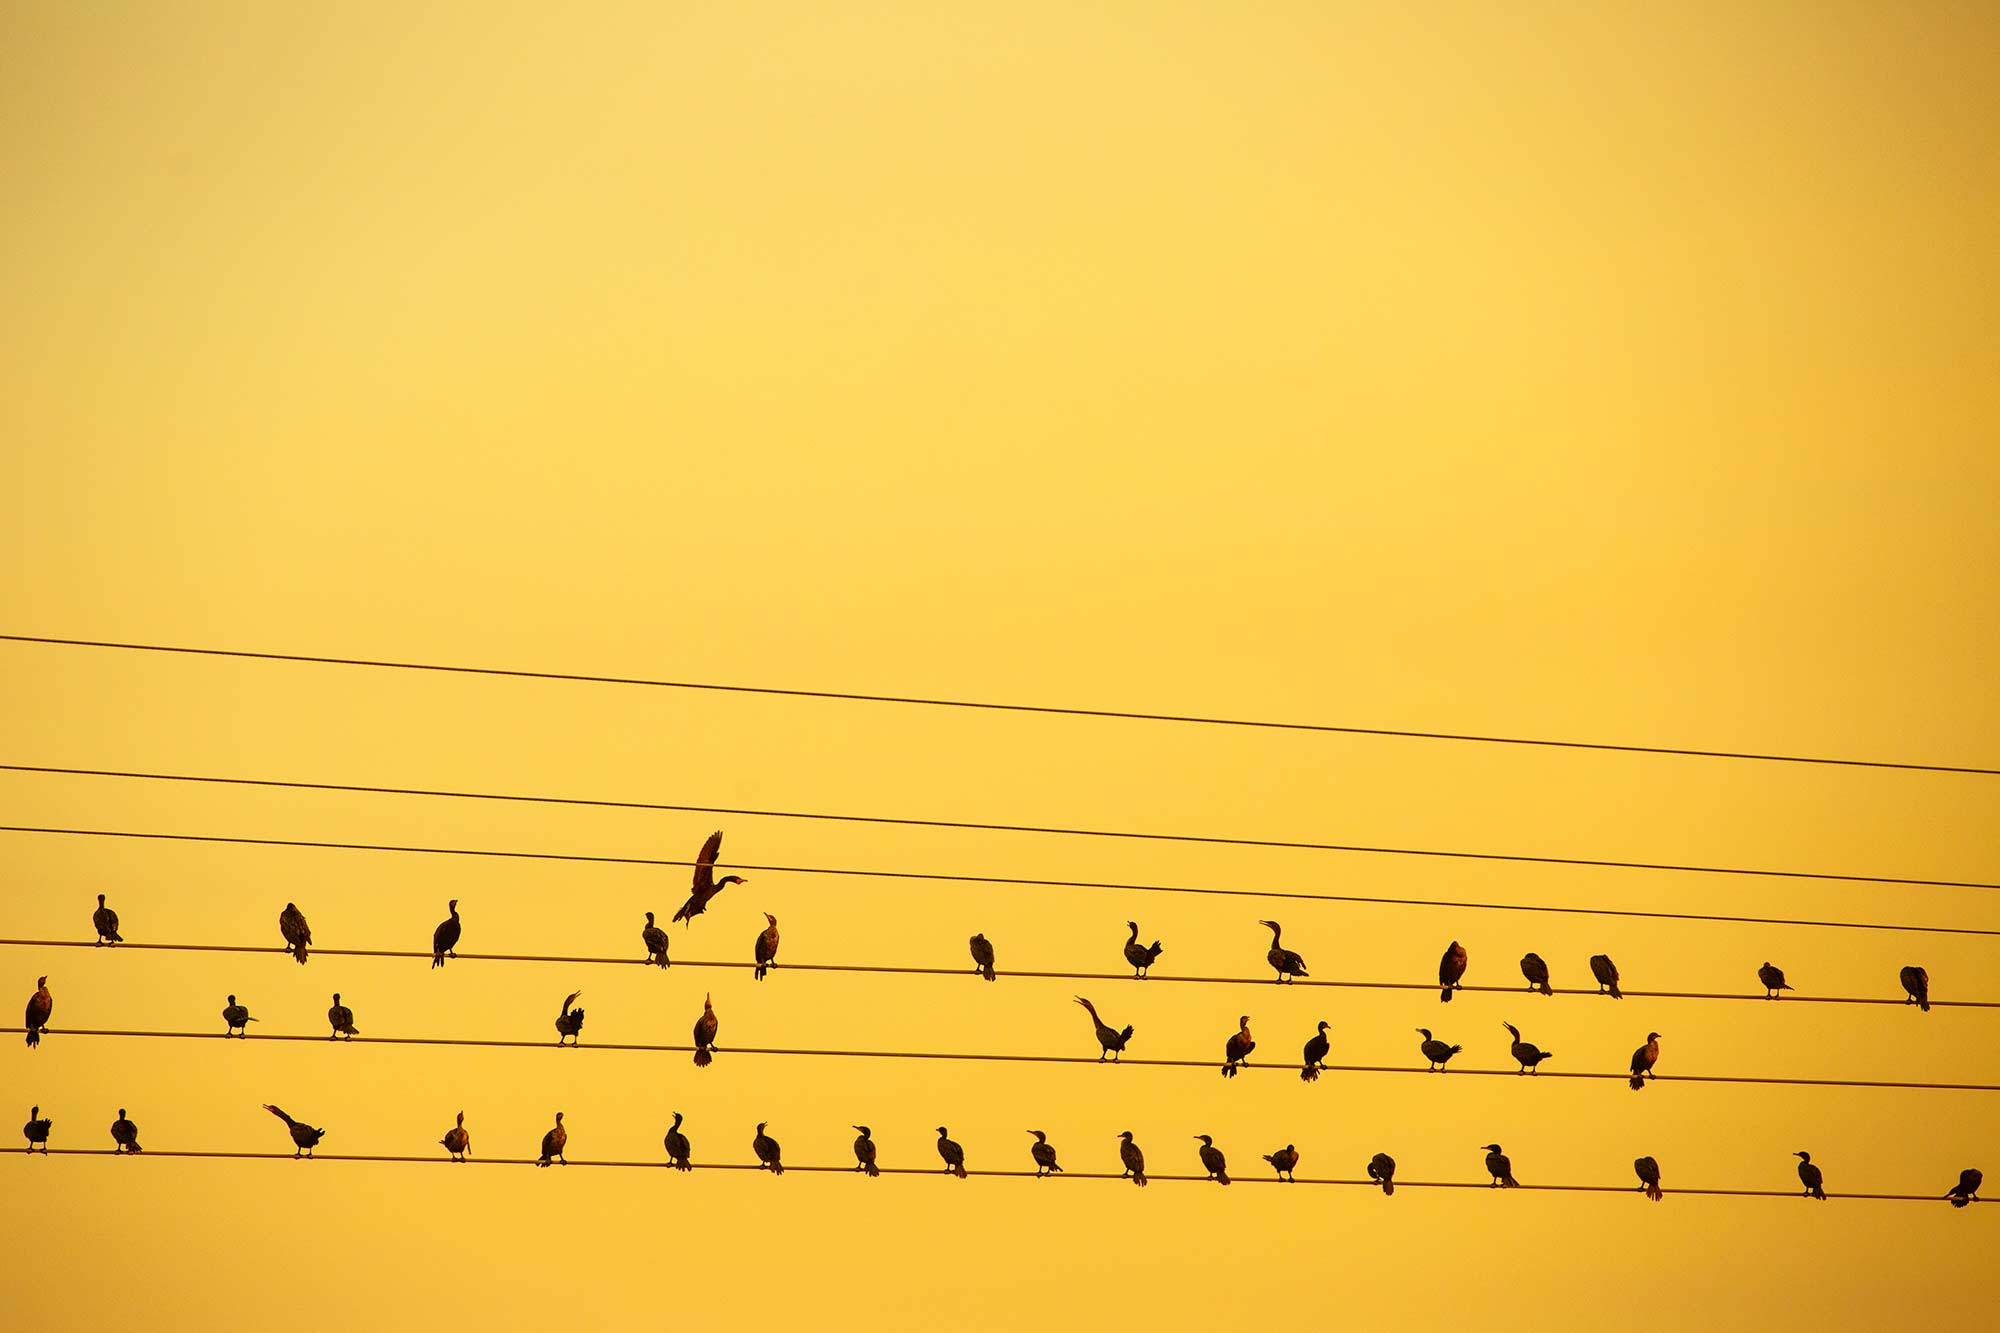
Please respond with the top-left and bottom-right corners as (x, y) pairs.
(1301, 1020), (1331, 1082)
(1222, 1014), (1254, 1077)
(1368, 1152), (1396, 1196)
(1117, 1131), (1148, 1187)
(671, 830), (746, 926)
(93, 894), (122, 946)
(554, 990), (585, 1046)
(753, 1122), (784, 1175)
(1439, 941), (1468, 1002)
(1482, 1143), (1518, 1188)
(1589, 954), (1623, 999)
(1519, 952), (1553, 996)
(1416, 1027), (1461, 1072)
(1123, 922), (1164, 978)
(642, 912), (669, 968)
(441, 1111), (470, 1162)
(538, 1112), (567, 1167)
(693, 993), (718, 1067)
(1634, 1155), (1663, 1202)
(852, 1125), (879, 1176)
(1795, 1151), (1825, 1200)
(263, 1104), (325, 1158)
(664, 1112), (692, 1170)
(222, 994), (256, 1037)
(1629, 1032), (1661, 1090)
(1262, 1144), (1299, 1182)
(1027, 1130), (1061, 1177)
(23, 1106), (51, 1154)
(1195, 1134), (1229, 1185)
(936, 1126), (967, 1178)
(431, 899), (460, 968)
(753, 913), (780, 980)
(1757, 962), (1791, 999)
(969, 933), (996, 981)
(110, 1108), (140, 1154)
(278, 902), (311, 965)
(1502, 1022), (1552, 1074)
(1259, 920), (1308, 982)
(1900, 965), (1930, 1012)
(1075, 996), (1133, 1061)
(326, 993), (358, 1040)
(24, 975), (51, 1048)
(1947, 1168), (1982, 1208)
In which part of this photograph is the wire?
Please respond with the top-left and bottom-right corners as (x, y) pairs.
(8, 761), (1994, 892)
(4, 825), (1995, 938)
(4, 633), (1993, 777)
(4, 938), (1990, 1009)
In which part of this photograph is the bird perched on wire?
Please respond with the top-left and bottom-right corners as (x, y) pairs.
(326, 993), (359, 1041)
(1075, 996), (1133, 1062)
(278, 902), (311, 964)
(1519, 952), (1552, 996)
(1117, 1131), (1148, 1187)
(222, 994), (256, 1037)
(1503, 1022), (1552, 1074)
(1946, 1168), (1982, 1209)
(1482, 1143), (1519, 1188)
(1757, 962), (1791, 999)
(431, 899), (460, 969)
(1195, 1134), (1230, 1185)
(24, 975), (51, 1049)
(93, 894), (123, 946)
(1629, 1032), (1661, 1090)
(1301, 1020), (1331, 1082)
(692, 993), (718, 1067)
(23, 1105), (52, 1154)
(110, 1108), (141, 1154)
(664, 1112), (692, 1170)
(969, 933), (996, 982)
(554, 990), (586, 1046)
(671, 830), (746, 926)
(641, 912), (669, 968)
(263, 1104), (325, 1158)
(1221, 1014), (1255, 1078)
(1589, 953), (1623, 999)
(538, 1112), (567, 1167)
(1794, 1151), (1825, 1200)
(1122, 922), (1164, 979)
(1900, 965), (1930, 1012)
(1634, 1155), (1664, 1202)
(1438, 941), (1468, 1002)
(1259, 920), (1309, 982)
(936, 1127), (967, 1178)
(1368, 1152), (1396, 1196)
(1416, 1028), (1461, 1072)
(1262, 1144), (1299, 1182)
(441, 1111), (470, 1162)
(1027, 1130), (1061, 1177)
(753, 1122), (784, 1175)
(852, 1125), (879, 1177)
(753, 913), (780, 981)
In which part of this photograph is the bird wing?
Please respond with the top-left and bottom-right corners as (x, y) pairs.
(692, 830), (722, 893)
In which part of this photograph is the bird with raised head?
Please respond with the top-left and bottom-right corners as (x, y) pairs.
(110, 1108), (140, 1154)
(1416, 1028), (1461, 1072)
(1074, 996), (1133, 1062)
(1300, 1020), (1331, 1082)
(222, 994), (255, 1037)
(753, 1122), (784, 1175)
(753, 913), (780, 980)
(664, 1112), (692, 1170)
(1757, 962), (1791, 999)
(1438, 941), (1467, 1002)
(1795, 1151), (1825, 1200)
(1502, 1022), (1551, 1074)
(263, 1104), (325, 1158)
(1221, 1015), (1254, 1078)
(692, 994), (718, 1067)
(23, 1105), (52, 1153)
(1027, 1130), (1061, 1177)
(1589, 954), (1623, 999)
(1483, 1144), (1518, 1188)
(1634, 1155), (1664, 1202)
(24, 976), (51, 1049)
(1262, 1144), (1299, 1182)
(1900, 965), (1930, 1012)
(1117, 1131), (1148, 1187)
(1123, 922), (1164, 978)
(278, 902), (311, 964)
(1946, 1168), (1981, 1209)
(1519, 952), (1553, 996)
(326, 993), (359, 1040)
(642, 912), (669, 968)
(554, 990), (586, 1046)
(538, 1112), (567, 1167)
(852, 1126), (879, 1177)
(431, 899), (460, 969)
(1259, 920), (1308, 982)
(441, 1111), (470, 1162)
(1368, 1152), (1396, 1196)
(671, 831), (746, 926)
(1195, 1134), (1229, 1185)
(1629, 1032), (1661, 1090)
(936, 1127), (967, 1178)
(93, 894), (122, 946)
(969, 933), (996, 981)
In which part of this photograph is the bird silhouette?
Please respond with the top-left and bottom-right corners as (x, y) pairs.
(1482, 1143), (1518, 1188)
(1222, 1014), (1255, 1078)
(936, 1126), (967, 1178)
(326, 993), (359, 1040)
(1300, 1020), (1331, 1082)
(110, 1108), (140, 1154)
(1123, 922), (1164, 978)
(671, 831), (745, 926)
(1027, 1130), (1062, 1177)
(1946, 1168), (1981, 1208)
(1416, 1027), (1461, 1072)
(641, 912), (670, 968)
(431, 899), (460, 969)
(1795, 1150), (1825, 1200)
(538, 1112), (567, 1167)
(1262, 1144), (1299, 1182)
(1629, 1032), (1661, 1090)
(852, 1125), (879, 1176)
(753, 913), (780, 981)
(752, 1122), (784, 1175)
(1438, 941), (1468, 1002)
(1900, 965), (1930, 1012)
(440, 1111), (470, 1162)
(1368, 1152), (1396, 1196)
(554, 990), (585, 1046)
(1259, 920), (1308, 982)
(23, 1105), (51, 1154)
(1502, 1022), (1552, 1074)
(969, 933), (996, 981)
(1589, 954), (1623, 999)
(24, 976), (51, 1049)
(278, 902), (311, 965)
(692, 993), (718, 1067)
(1634, 1155), (1664, 1202)
(1195, 1134), (1230, 1185)
(1519, 952), (1553, 996)
(221, 994), (255, 1038)
(263, 1104), (325, 1158)
(1757, 962), (1791, 999)
(1117, 1131), (1148, 1187)
(664, 1112), (692, 1170)
(92, 894), (122, 946)
(1075, 996), (1133, 1061)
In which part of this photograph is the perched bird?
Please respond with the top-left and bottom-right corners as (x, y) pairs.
(1629, 1032), (1661, 1090)
(431, 899), (460, 969)
(1634, 1155), (1664, 1202)
(641, 912), (669, 968)
(1123, 922), (1164, 979)
(1483, 1143), (1519, 1188)
(222, 994), (256, 1037)
(1367, 1152), (1396, 1196)
(1195, 1134), (1230, 1185)
(671, 830), (746, 926)
(1074, 997), (1134, 1062)
(1117, 1131), (1148, 1187)
(93, 894), (123, 946)
(752, 1122), (784, 1175)
(1027, 1129), (1062, 1177)
(1519, 952), (1553, 996)
(1502, 1022), (1552, 1074)
(326, 993), (359, 1041)
(24, 975), (52, 1049)
(936, 1126), (967, 1178)
(1259, 920), (1309, 982)
(23, 1105), (52, 1154)
(969, 932), (996, 981)
(554, 990), (586, 1046)
(1416, 1027), (1462, 1072)
(1946, 1168), (1982, 1209)
(1438, 940), (1468, 1002)
(1757, 962), (1791, 1000)
(263, 1104), (325, 1158)
(1222, 1014), (1255, 1078)
(1262, 1144), (1299, 1182)
(664, 1112), (692, 1170)
(692, 993), (719, 1067)
(110, 1108), (141, 1154)
(753, 913), (780, 981)
(538, 1112), (567, 1167)
(1589, 953), (1623, 999)
(441, 1111), (470, 1162)
(1900, 965), (1930, 1012)
(852, 1125), (879, 1177)
(1795, 1150), (1826, 1200)
(1300, 1020), (1331, 1082)
(278, 902), (311, 965)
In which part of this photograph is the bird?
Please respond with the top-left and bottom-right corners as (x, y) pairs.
(1629, 1031), (1661, 1090)
(1262, 1144), (1299, 1182)
(1259, 920), (1308, 982)
(1589, 953), (1623, 998)
(1438, 940), (1468, 1002)
(431, 899), (460, 969)
(110, 1108), (140, 1154)
(92, 894), (122, 946)
(1795, 1151), (1825, 1200)
(1946, 1168), (1981, 1209)
(664, 1112), (692, 1170)
(1502, 1022), (1552, 1074)
(641, 912), (669, 968)
(222, 994), (256, 1037)
(554, 990), (585, 1046)
(1416, 1027), (1461, 1072)
(1300, 1020), (1331, 1082)
(1900, 965), (1930, 1012)
(753, 913), (780, 980)
(1222, 1014), (1255, 1077)
(692, 993), (718, 1067)
(24, 975), (51, 1049)
(1027, 1130), (1062, 1177)
(671, 830), (746, 926)
(852, 1125), (879, 1176)
(1758, 962), (1791, 999)
(1634, 1155), (1664, 1202)
(23, 1106), (52, 1154)
(1074, 997), (1134, 1061)
(263, 1104), (325, 1158)
(1195, 1134), (1230, 1185)
(440, 1111), (470, 1162)
(969, 933), (996, 981)
(1519, 952), (1553, 996)
(278, 902), (311, 964)
(936, 1126), (967, 1178)
(1123, 922), (1164, 978)
(1483, 1143), (1519, 1188)
(1367, 1152), (1396, 1196)
(538, 1112), (567, 1167)
(752, 1122), (784, 1175)
(1117, 1131), (1148, 1187)
(326, 993), (359, 1040)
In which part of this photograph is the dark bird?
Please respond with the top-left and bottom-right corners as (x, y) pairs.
(554, 990), (585, 1046)
(263, 1104), (325, 1158)
(1634, 1155), (1664, 1202)
(852, 1125), (879, 1177)
(1074, 996), (1134, 1061)
(1438, 940), (1467, 1002)
(538, 1112), (567, 1167)
(222, 994), (256, 1037)
(671, 830), (746, 926)
(1416, 1027), (1461, 1072)
(1629, 1031), (1661, 1090)
(110, 1108), (140, 1154)
(24, 975), (51, 1049)
(692, 993), (718, 1067)
(1900, 965), (1930, 1012)
(441, 1111), (470, 1162)
(753, 912), (780, 980)
(1222, 1014), (1255, 1078)
(936, 1126), (967, 1178)
(23, 1106), (51, 1154)
(431, 899), (460, 969)
(1117, 1131), (1148, 1187)
(642, 911), (669, 968)
(664, 1112), (692, 1170)
(1757, 962), (1791, 999)
(1795, 1150), (1825, 1200)
(1483, 1143), (1518, 1188)
(969, 933), (996, 981)
(1195, 1134), (1229, 1185)
(1259, 920), (1308, 982)
(93, 894), (122, 946)
(1027, 1130), (1061, 1177)
(1519, 952), (1553, 996)
(278, 902), (311, 964)
(1589, 953), (1623, 999)
(1502, 1022), (1552, 1074)
(1123, 921), (1164, 978)
(1946, 1168), (1982, 1209)
(1368, 1152), (1396, 1196)
(752, 1122), (784, 1175)
(1262, 1144), (1299, 1182)
(1300, 1020), (1331, 1082)
(326, 993), (358, 1040)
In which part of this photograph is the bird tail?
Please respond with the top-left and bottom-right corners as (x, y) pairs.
(245, 1016), (259, 1023)
(1609, 982), (1623, 999)
(127, 1142), (142, 1153)
(432, 953), (444, 969)
(755, 963), (766, 980)
(693, 1049), (711, 1067)
(1217, 1171), (1229, 1186)
(1300, 1065), (1318, 1082)
(110, 930), (123, 942)
(953, 1162), (967, 1178)
(772, 1161), (784, 1175)
(1381, 1179), (1394, 1196)
(1538, 980), (1552, 996)
(25, 1029), (38, 1048)
(1504, 1175), (1519, 1188)
(1949, 1193), (1969, 1208)
(293, 943), (308, 964)
(1147, 942), (1163, 963)
(1440, 987), (1453, 1003)
(865, 1162), (879, 1177)
(1221, 1062), (1236, 1078)
(1119, 1024), (1135, 1043)
(1133, 1172), (1148, 1187)
(981, 962), (995, 981)
(1645, 1182), (1664, 1202)
(1813, 1186), (1826, 1200)
(1048, 1162), (1062, 1173)
(1920, 997), (1931, 1012)
(1630, 1075), (1646, 1091)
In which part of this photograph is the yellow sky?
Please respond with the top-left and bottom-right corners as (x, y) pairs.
(3, 3), (1996, 1330)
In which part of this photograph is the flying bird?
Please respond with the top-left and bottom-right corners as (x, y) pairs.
(278, 902), (311, 964)
(1900, 965), (1930, 1012)
(222, 994), (256, 1037)
(936, 1127), (967, 1178)
(92, 894), (122, 946)
(1117, 1131), (1148, 1187)
(1519, 952), (1552, 996)
(1368, 1152), (1396, 1196)
(753, 913), (780, 980)
(1195, 1134), (1230, 1185)
(1027, 1130), (1062, 1177)
(1074, 997), (1134, 1062)
(1629, 1032), (1661, 1090)
(1259, 920), (1308, 982)
(1502, 1022), (1552, 1074)
(752, 1122), (784, 1175)
(110, 1108), (141, 1154)
(664, 1112), (692, 1170)
(692, 994), (718, 1067)
(1262, 1144), (1299, 1182)
(1757, 962), (1791, 999)
(1946, 1168), (1982, 1209)
(263, 1104), (325, 1158)
(538, 1112), (567, 1167)
(431, 899), (460, 968)
(641, 912), (669, 968)
(554, 990), (586, 1046)
(1589, 954), (1623, 999)
(671, 830), (745, 926)
(1300, 1020), (1331, 1082)
(24, 975), (51, 1048)
(23, 1105), (52, 1154)
(1795, 1151), (1825, 1200)
(1221, 1014), (1254, 1078)
(852, 1125), (879, 1177)
(326, 993), (359, 1040)
(1438, 941), (1467, 1002)
(969, 933), (996, 981)
(1416, 1027), (1461, 1072)
(1634, 1155), (1664, 1202)
(1483, 1143), (1518, 1188)
(1123, 922), (1164, 978)
(441, 1111), (470, 1162)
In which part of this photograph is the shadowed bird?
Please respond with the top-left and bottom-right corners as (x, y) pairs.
(263, 1104), (325, 1158)
(1117, 1131), (1148, 1187)
(1519, 952), (1553, 996)
(664, 1112), (692, 1170)
(1438, 941), (1467, 1002)
(1259, 920), (1308, 982)
(1123, 922), (1164, 978)
(1629, 1032), (1661, 1090)
(1300, 1020), (1331, 1082)
(1195, 1134), (1229, 1185)
(1900, 965), (1930, 1012)
(671, 830), (746, 926)
(24, 975), (51, 1048)
(1368, 1152), (1396, 1196)
(222, 994), (255, 1037)
(1074, 997), (1134, 1061)
(278, 902), (311, 964)
(538, 1112), (567, 1167)
(969, 933), (996, 981)
(1027, 1130), (1062, 1176)
(1483, 1143), (1518, 1188)
(326, 993), (358, 1040)
(1795, 1151), (1825, 1200)
(692, 994), (718, 1067)
(1634, 1155), (1664, 1201)
(1416, 1027), (1461, 1072)
(1502, 1022), (1552, 1074)
(852, 1125), (879, 1176)
(110, 1108), (140, 1154)
(1757, 962), (1791, 999)
(1262, 1144), (1299, 1182)
(23, 1106), (51, 1153)
(753, 1122), (784, 1175)
(1946, 1168), (1981, 1208)
(431, 899), (460, 968)
(641, 912), (669, 968)
(936, 1126), (967, 1178)
(441, 1111), (470, 1162)
(554, 990), (585, 1046)
(753, 913), (780, 980)
(1589, 954), (1623, 999)
(93, 894), (122, 946)
(1222, 1014), (1254, 1078)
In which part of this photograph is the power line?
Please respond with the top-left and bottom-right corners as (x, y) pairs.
(5, 938), (1990, 1009)
(4, 632), (1993, 777)
(8, 761), (1994, 893)
(5, 823), (1994, 937)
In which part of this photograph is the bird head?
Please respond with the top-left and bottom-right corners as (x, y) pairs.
(1258, 919), (1279, 931)
(332, 993), (341, 1003)
(448, 898), (458, 911)
(97, 894), (106, 905)
(854, 1125), (869, 1136)
(1118, 1131), (1133, 1141)
(703, 993), (713, 1010)
(118, 1108), (126, 1118)
(1317, 1020), (1330, 1032)
(1238, 1014), (1250, 1027)
(764, 912), (777, 927)
(1126, 920), (1137, 929)
(38, 975), (48, 988)
(1416, 1028), (1432, 1040)
(1194, 1134), (1211, 1144)
(285, 902), (296, 911)
(1503, 1022), (1520, 1039)
(937, 1127), (949, 1137)
(554, 1112), (564, 1124)
(1648, 1031), (1662, 1041)
(646, 911), (655, 923)
(227, 994), (236, 1004)
(1795, 1151), (1810, 1161)
(456, 1111), (464, 1125)
(722, 875), (747, 887)
(1483, 1143), (1504, 1152)
(757, 1122), (768, 1133)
